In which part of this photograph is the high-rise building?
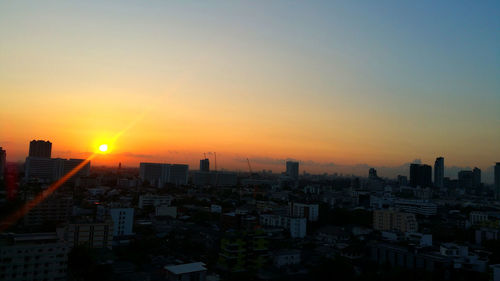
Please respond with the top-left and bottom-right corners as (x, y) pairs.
(458, 170), (473, 192)
(169, 164), (189, 185)
(369, 168), (378, 180)
(0, 147), (5, 179)
(24, 195), (73, 226)
(472, 167), (481, 188)
(139, 162), (189, 187)
(25, 157), (90, 183)
(29, 140), (52, 158)
(409, 164), (432, 187)
(200, 158), (210, 172)
(495, 163), (500, 200)
(434, 157), (444, 188)
(286, 161), (299, 180)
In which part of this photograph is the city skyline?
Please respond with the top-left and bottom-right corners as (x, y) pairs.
(1, 1), (499, 180)
(4, 138), (499, 183)
(2, 2), (500, 280)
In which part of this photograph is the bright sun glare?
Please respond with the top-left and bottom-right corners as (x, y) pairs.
(99, 144), (108, 153)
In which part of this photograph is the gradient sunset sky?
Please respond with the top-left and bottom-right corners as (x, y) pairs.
(1, 1), (499, 180)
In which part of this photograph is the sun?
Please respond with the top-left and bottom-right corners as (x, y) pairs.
(98, 144), (108, 153)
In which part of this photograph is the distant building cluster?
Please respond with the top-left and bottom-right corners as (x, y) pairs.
(1, 140), (500, 281)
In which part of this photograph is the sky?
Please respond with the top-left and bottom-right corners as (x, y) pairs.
(1, 1), (499, 181)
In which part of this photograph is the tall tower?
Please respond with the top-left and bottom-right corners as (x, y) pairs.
(434, 157), (444, 188)
(495, 163), (500, 200)
(472, 167), (481, 188)
(0, 147), (5, 179)
(410, 164), (432, 187)
(200, 158), (210, 172)
(286, 161), (299, 180)
(29, 140), (52, 158)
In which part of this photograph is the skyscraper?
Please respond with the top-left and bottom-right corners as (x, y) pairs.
(472, 167), (481, 188)
(434, 157), (444, 188)
(369, 168), (378, 180)
(29, 140), (52, 158)
(200, 158), (210, 172)
(409, 164), (432, 187)
(458, 170), (473, 193)
(0, 147), (5, 179)
(139, 162), (189, 187)
(286, 161), (299, 180)
(495, 163), (500, 200)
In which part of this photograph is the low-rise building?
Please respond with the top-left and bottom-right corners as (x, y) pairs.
(138, 194), (172, 209)
(60, 220), (114, 249)
(373, 209), (418, 233)
(288, 202), (319, 222)
(0, 232), (69, 281)
(164, 262), (207, 281)
(273, 250), (301, 268)
(394, 199), (437, 216)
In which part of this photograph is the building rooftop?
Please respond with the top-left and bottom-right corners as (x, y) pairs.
(164, 262), (207, 275)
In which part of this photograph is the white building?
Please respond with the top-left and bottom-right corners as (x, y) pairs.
(259, 214), (307, 238)
(288, 202), (319, 221)
(138, 194), (172, 209)
(290, 217), (307, 238)
(0, 233), (69, 281)
(110, 208), (134, 237)
(394, 199), (437, 216)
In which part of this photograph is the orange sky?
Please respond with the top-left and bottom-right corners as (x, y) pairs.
(1, 1), (499, 180)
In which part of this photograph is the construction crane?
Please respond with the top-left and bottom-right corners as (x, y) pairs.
(246, 158), (259, 199)
(246, 158), (252, 175)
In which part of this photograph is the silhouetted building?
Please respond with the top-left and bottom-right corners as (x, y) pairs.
(24, 195), (73, 226)
(0, 147), (5, 179)
(369, 168), (378, 180)
(193, 171), (237, 187)
(472, 167), (481, 188)
(434, 157), (444, 188)
(139, 162), (188, 187)
(25, 157), (89, 183)
(410, 164), (432, 187)
(29, 140), (52, 158)
(458, 170), (473, 192)
(286, 161), (299, 180)
(200, 158), (210, 172)
(495, 163), (500, 200)
(398, 175), (408, 186)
